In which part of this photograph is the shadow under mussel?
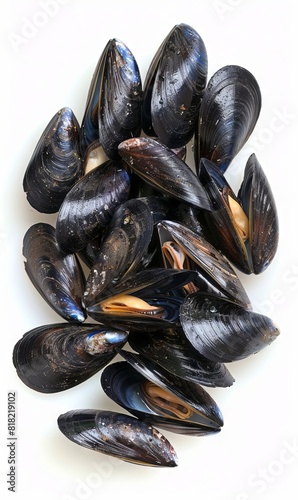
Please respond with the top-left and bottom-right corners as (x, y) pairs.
(101, 350), (223, 436)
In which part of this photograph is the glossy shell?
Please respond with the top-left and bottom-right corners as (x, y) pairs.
(55, 160), (131, 253)
(143, 23), (207, 148)
(128, 328), (235, 387)
(118, 137), (213, 211)
(23, 223), (86, 322)
(195, 65), (261, 173)
(23, 107), (83, 213)
(58, 409), (178, 467)
(13, 323), (128, 393)
(180, 292), (280, 363)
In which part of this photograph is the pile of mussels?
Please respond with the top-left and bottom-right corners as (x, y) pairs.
(13, 23), (280, 467)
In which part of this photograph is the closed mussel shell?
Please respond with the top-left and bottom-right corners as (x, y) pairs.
(128, 328), (235, 388)
(98, 38), (142, 160)
(180, 292), (280, 363)
(57, 409), (178, 467)
(150, 23), (208, 148)
(195, 65), (261, 173)
(23, 222), (86, 322)
(55, 159), (131, 253)
(13, 323), (128, 393)
(118, 137), (213, 211)
(84, 198), (154, 306)
(23, 107), (83, 213)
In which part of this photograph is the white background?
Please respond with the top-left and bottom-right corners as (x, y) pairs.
(1, 1), (297, 499)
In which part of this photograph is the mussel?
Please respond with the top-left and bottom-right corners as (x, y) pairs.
(55, 159), (131, 254)
(128, 328), (235, 388)
(118, 137), (213, 211)
(198, 154), (279, 274)
(195, 65), (262, 173)
(142, 23), (208, 148)
(58, 409), (178, 467)
(23, 222), (86, 322)
(180, 292), (280, 363)
(158, 219), (251, 308)
(23, 107), (83, 213)
(13, 323), (128, 393)
(101, 350), (223, 435)
(86, 267), (197, 331)
(84, 198), (154, 306)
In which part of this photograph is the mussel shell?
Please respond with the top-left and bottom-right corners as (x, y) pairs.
(23, 223), (86, 322)
(98, 38), (142, 160)
(180, 292), (280, 363)
(198, 158), (252, 274)
(84, 198), (154, 306)
(57, 409), (178, 467)
(101, 361), (221, 436)
(195, 65), (261, 173)
(13, 323), (128, 393)
(79, 41), (110, 157)
(86, 268), (197, 330)
(118, 349), (223, 429)
(238, 153), (279, 274)
(118, 137), (213, 211)
(128, 328), (235, 388)
(158, 219), (251, 308)
(55, 160), (131, 253)
(149, 23), (207, 148)
(23, 107), (83, 213)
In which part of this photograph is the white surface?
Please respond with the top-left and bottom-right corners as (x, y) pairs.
(1, 1), (296, 499)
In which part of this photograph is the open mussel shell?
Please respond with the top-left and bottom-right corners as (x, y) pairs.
(97, 38), (142, 160)
(195, 65), (261, 174)
(199, 156), (278, 274)
(23, 222), (86, 322)
(13, 323), (128, 393)
(180, 292), (280, 363)
(84, 198), (154, 306)
(143, 23), (207, 148)
(55, 159), (131, 254)
(57, 409), (178, 467)
(238, 153), (279, 274)
(118, 137), (213, 211)
(110, 350), (223, 434)
(158, 219), (251, 308)
(128, 328), (235, 388)
(23, 107), (83, 213)
(86, 267), (198, 331)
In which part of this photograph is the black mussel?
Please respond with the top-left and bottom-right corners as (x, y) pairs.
(86, 268), (198, 331)
(195, 65), (261, 174)
(118, 137), (213, 211)
(128, 328), (235, 388)
(83, 140), (108, 175)
(57, 409), (178, 467)
(84, 198), (154, 306)
(142, 23), (207, 148)
(23, 223), (86, 322)
(199, 156), (278, 274)
(79, 40), (110, 157)
(97, 38), (142, 160)
(23, 107), (83, 213)
(55, 160), (131, 254)
(13, 323), (128, 393)
(158, 219), (251, 308)
(237, 153), (279, 274)
(108, 350), (223, 434)
(180, 292), (280, 363)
